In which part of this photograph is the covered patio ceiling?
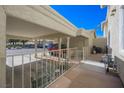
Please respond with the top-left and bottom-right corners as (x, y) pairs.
(6, 16), (61, 39)
(4, 5), (77, 40)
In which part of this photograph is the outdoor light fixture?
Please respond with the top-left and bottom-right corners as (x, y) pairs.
(111, 8), (116, 16)
(110, 13), (115, 16)
(112, 8), (116, 12)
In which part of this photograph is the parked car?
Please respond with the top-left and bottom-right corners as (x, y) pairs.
(48, 44), (66, 51)
(48, 44), (67, 56)
(24, 44), (35, 48)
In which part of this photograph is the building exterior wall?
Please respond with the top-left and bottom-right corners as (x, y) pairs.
(77, 29), (96, 56)
(115, 56), (124, 83)
(70, 36), (86, 49)
(0, 6), (6, 87)
(93, 38), (107, 52)
(104, 5), (124, 84)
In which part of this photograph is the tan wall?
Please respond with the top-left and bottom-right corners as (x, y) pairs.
(0, 6), (6, 87)
(106, 6), (124, 59)
(93, 38), (107, 49)
(70, 36), (86, 49)
(107, 5), (124, 84)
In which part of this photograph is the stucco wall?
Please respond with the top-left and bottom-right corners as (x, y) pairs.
(93, 38), (107, 52)
(0, 6), (6, 87)
(115, 56), (124, 84)
(70, 36), (86, 49)
(107, 5), (124, 84)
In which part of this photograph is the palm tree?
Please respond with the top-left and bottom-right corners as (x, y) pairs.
(21, 40), (28, 47)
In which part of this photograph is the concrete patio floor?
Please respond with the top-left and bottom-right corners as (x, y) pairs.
(48, 62), (123, 88)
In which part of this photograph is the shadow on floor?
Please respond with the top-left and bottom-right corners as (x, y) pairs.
(48, 63), (123, 88)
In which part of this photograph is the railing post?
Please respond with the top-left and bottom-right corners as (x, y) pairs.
(76, 49), (79, 63)
(49, 55), (51, 83)
(83, 47), (85, 60)
(29, 54), (32, 88)
(22, 55), (24, 88)
(12, 56), (14, 88)
(41, 58), (44, 87)
(36, 57), (38, 87)
(45, 59), (48, 85)
(53, 52), (56, 80)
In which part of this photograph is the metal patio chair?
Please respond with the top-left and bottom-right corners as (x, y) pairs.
(102, 54), (117, 73)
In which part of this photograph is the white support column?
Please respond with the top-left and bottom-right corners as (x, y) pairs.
(58, 38), (62, 61)
(0, 6), (6, 88)
(34, 39), (38, 87)
(58, 38), (62, 75)
(43, 40), (46, 56)
(34, 39), (38, 58)
(67, 37), (70, 61)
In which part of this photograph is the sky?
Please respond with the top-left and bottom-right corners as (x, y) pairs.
(50, 5), (107, 37)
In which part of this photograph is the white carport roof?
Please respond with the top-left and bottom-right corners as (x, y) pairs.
(7, 16), (58, 39)
(4, 5), (77, 39)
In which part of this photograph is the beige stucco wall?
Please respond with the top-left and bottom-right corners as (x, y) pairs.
(77, 29), (96, 55)
(93, 38), (107, 52)
(107, 6), (124, 59)
(106, 5), (124, 84)
(70, 36), (86, 49)
(0, 6), (6, 87)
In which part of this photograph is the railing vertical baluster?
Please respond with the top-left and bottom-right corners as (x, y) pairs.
(58, 50), (61, 76)
(12, 56), (14, 88)
(66, 50), (67, 70)
(46, 59), (47, 85)
(76, 49), (79, 63)
(49, 52), (51, 83)
(50, 51), (52, 81)
(53, 51), (55, 79)
(65, 50), (66, 72)
(63, 50), (65, 71)
(61, 50), (63, 74)
(63, 50), (65, 72)
(83, 47), (84, 60)
(64, 50), (66, 71)
(22, 55), (24, 88)
(29, 54), (32, 88)
(55, 51), (58, 78)
(54, 51), (56, 78)
(36, 57), (38, 88)
(42, 58), (44, 87)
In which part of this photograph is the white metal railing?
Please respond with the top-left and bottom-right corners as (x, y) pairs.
(6, 48), (86, 88)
